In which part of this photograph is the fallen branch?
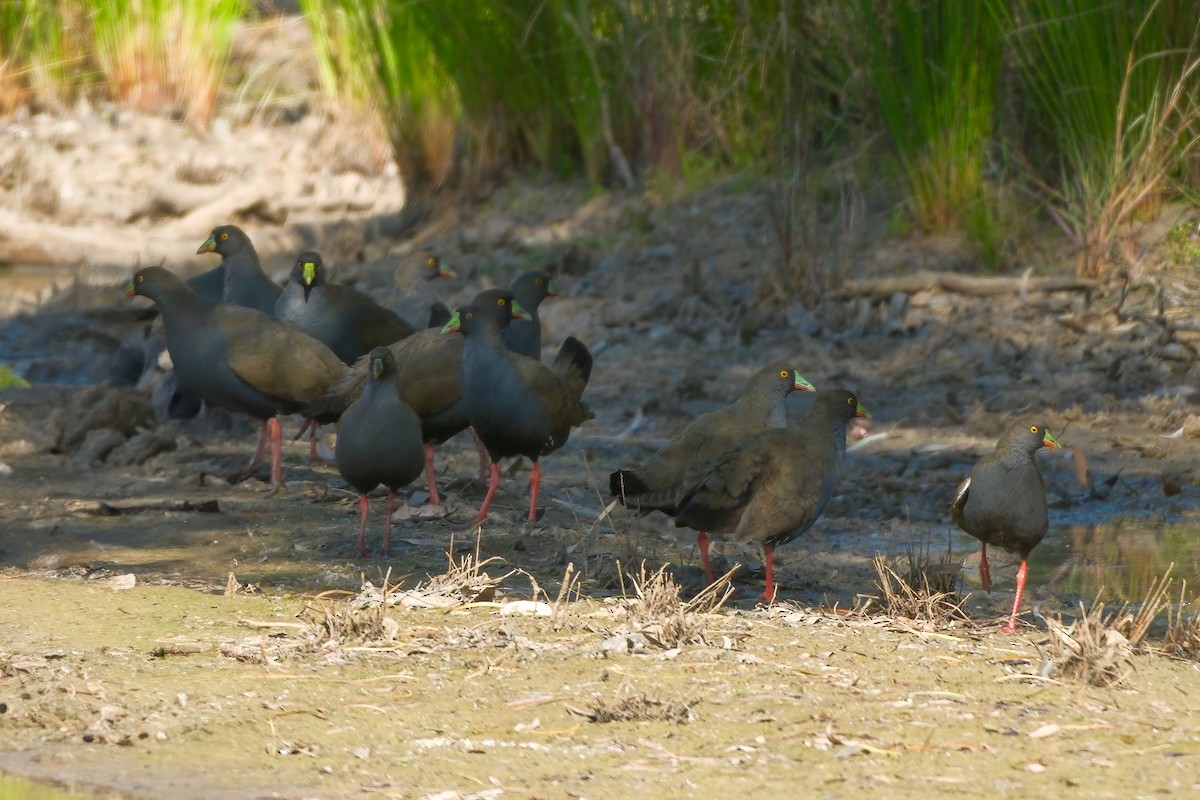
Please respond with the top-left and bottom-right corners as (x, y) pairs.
(831, 270), (1097, 300)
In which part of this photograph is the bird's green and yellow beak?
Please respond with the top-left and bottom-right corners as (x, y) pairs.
(440, 311), (462, 334)
(123, 280), (137, 298)
(371, 355), (386, 380)
(855, 400), (871, 419)
(196, 234), (217, 255)
(547, 280), (560, 297)
(793, 372), (816, 393)
(437, 264), (457, 280)
(511, 299), (529, 320)
(1042, 428), (1060, 449)
(302, 261), (317, 286)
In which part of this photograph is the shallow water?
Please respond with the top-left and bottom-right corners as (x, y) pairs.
(0, 264), (127, 318)
(1034, 517), (1200, 604)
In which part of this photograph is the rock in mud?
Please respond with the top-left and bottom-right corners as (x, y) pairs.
(54, 385), (155, 452)
(108, 428), (178, 466)
(73, 428), (128, 467)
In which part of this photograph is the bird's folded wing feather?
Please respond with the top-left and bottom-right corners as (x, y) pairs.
(513, 356), (590, 428)
(949, 476), (971, 527)
(222, 309), (344, 403)
(392, 331), (462, 414)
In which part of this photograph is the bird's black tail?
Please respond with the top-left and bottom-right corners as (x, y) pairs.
(553, 336), (593, 388)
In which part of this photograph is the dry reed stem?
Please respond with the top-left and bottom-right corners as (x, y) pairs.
(865, 553), (969, 625)
(619, 562), (733, 649)
(1040, 568), (1173, 686)
(572, 681), (699, 725)
(1164, 578), (1200, 659)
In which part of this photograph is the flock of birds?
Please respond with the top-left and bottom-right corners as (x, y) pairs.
(126, 224), (1061, 632)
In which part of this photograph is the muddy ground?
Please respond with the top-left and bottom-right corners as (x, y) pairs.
(4, 18), (1200, 800)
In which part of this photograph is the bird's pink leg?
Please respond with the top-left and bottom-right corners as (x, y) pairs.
(526, 461), (541, 523)
(469, 427), (490, 484)
(377, 491), (396, 557)
(979, 543), (992, 591)
(1002, 560), (1028, 633)
(307, 423), (327, 464)
(267, 417), (284, 490)
(355, 494), (370, 558)
(697, 531), (714, 585)
(423, 444), (442, 506)
(470, 462), (500, 527)
(235, 420), (270, 482)
(760, 543), (777, 604)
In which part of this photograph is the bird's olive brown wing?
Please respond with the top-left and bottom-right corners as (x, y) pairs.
(512, 356), (590, 431)
(731, 451), (826, 545)
(392, 329), (463, 416)
(333, 285), (416, 349)
(221, 307), (345, 405)
(675, 438), (775, 533)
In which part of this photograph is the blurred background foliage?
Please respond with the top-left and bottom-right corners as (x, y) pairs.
(1, 0), (1198, 278)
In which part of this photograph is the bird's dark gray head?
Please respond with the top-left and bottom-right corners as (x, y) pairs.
(418, 254), (456, 281)
(196, 224), (252, 257)
(368, 346), (395, 381)
(510, 270), (558, 310)
(815, 389), (870, 423)
(998, 419), (1060, 453)
(290, 252), (327, 300)
(749, 363), (817, 398)
(125, 266), (187, 302)
(440, 289), (527, 337)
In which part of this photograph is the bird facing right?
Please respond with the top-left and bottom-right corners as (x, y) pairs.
(951, 419), (1060, 633)
(673, 389), (869, 602)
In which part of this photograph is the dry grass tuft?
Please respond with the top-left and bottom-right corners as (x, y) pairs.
(862, 552), (968, 624)
(1040, 570), (1172, 686)
(574, 683), (699, 725)
(356, 545), (514, 611)
(1163, 580), (1200, 660)
(618, 562), (734, 649)
(301, 599), (396, 655)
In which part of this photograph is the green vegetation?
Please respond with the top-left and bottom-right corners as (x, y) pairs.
(0, 0), (246, 123)
(861, 0), (1001, 254)
(88, 0), (248, 123)
(987, 0), (1200, 277)
(1, 0), (1198, 278)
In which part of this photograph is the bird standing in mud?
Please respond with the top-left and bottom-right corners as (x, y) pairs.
(951, 419), (1060, 633)
(441, 303), (592, 527)
(126, 266), (344, 490)
(609, 364), (817, 585)
(672, 389), (869, 602)
(335, 347), (425, 558)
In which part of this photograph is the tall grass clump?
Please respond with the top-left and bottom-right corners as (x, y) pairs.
(0, 0), (86, 112)
(861, 0), (1004, 262)
(989, 0), (1200, 278)
(307, 1), (861, 196)
(85, 0), (249, 124)
(754, 3), (864, 305)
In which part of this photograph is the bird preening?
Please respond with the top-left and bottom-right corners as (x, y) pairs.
(126, 222), (1066, 631)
